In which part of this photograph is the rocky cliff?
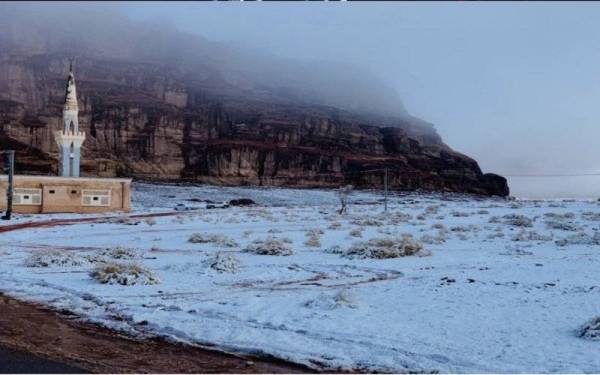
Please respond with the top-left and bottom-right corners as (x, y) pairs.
(0, 53), (508, 196)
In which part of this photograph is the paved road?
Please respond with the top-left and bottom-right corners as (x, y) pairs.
(0, 346), (87, 374)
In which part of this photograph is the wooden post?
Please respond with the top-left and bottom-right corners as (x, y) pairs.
(2, 150), (14, 220)
(384, 167), (388, 212)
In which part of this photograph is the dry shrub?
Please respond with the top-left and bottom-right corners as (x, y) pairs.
(349, 227), (363, 238)
(425, 205), (440, 215)
(90, 263), (160, 285)
(512, 230), (552, 242)
(487, 231), (505, 239)
(306, 228), (324, 237)
(544, 212), (575, 219)
(245, 236), (293, 256)
(351, 218), (384, 227)
(328, 222), (342, 230)
(25, 250), (89, 268)
(580, 316), (600, 340)
(99, 246), (142, 260)
(420, 232), (447, 245)
(304, 228), (324, 247)
(502, 214), (533, 227)
(388, 213), (413, 224)
(555, 232), (600, 247)
(340, 236), (429, 259)
(305, 236), (322, 248)
(545, 219), (580, 232)
(188, 233), (239, 247)
(582, 211), (600, 221)
(208, 252), (240, 273)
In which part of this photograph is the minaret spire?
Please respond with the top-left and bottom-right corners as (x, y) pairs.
(54, 59), (85, 178)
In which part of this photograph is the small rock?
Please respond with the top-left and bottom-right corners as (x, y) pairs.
(229, 198), (256, 206)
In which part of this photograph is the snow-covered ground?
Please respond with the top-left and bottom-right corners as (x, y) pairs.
(1, 183), (599, 372)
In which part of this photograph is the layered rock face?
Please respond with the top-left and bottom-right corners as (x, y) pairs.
(0, 53), (509, 196)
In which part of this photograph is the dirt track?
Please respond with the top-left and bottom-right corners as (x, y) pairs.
(0, 211), (188, 234)
(0, 293), (310, 373)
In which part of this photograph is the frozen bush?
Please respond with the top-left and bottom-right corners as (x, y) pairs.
(545, 220), (580, 232)
(207, 252), (240, 273)
(487, 231), (505, 239)
(451, 210), (471, 217)
(245, 236), (293, 256)
(144, 217), (157, 226)
(188, 233), (239, 247)
(420, 232), (447, 245)
(90, 263), (160, 285)
(305, 235), (322, 248)
(306, 228), (324, 237)
(328, 222), (342, 230)
(489, 216), (501, 224)
(99, 246), (142, 260)
(477, 210), (490, 215)
(502, 214), (533, 227)
(450, 225), (470, 232)
(425, 205), (440, 215)
(351, 218), (384, 227)
(349, 227), (363, 238)
(431, 223), (445, 230)
(544, 212), (575, 219)
(25, 250), (89, 268)
(388, 212), (412, 224)
(341, 236), (429, 259)
(512, 230), (552, 242)
(555, 232), (600, 247)
(579, 316), (600, 341)
(582, 211), (600, 221)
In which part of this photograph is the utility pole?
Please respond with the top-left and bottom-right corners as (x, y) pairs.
(2, 150), (14, 220)
(384, 167), (388, 212)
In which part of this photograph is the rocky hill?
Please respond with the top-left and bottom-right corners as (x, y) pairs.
(0, 6), (508, 196)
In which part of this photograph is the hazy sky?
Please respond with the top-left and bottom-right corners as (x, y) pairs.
(16, 1), (600, 197)
(115, 2), (600, 181)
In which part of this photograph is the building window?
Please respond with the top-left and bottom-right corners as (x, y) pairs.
(49, 190), (55, 194)
(82, 190), (111, 207)
(14, 188), (42, 206)
(71, 190), (77, 194)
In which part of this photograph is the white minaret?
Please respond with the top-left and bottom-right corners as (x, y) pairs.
(54, 59), (85, 178)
